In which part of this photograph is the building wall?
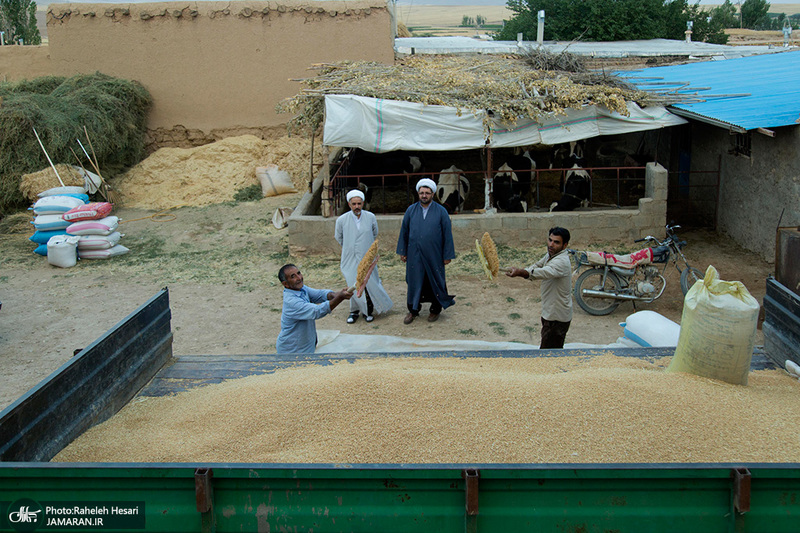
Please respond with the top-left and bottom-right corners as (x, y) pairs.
(3, 1), (394, 145)
(0, 45), (52, 81)
(690, 122), (800, 262)
(288, 163), (668, 255)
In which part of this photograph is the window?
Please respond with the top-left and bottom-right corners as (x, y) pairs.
(729, 131), (751, 158)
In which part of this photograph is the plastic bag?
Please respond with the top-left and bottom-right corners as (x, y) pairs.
(667, 265), (760, 385)
(46, 235), (80, 268)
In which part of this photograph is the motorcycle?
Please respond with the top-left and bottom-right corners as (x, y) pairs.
(571, 224), (703, 316)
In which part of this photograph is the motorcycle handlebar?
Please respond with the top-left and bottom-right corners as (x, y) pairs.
(634, 238), (645, 243)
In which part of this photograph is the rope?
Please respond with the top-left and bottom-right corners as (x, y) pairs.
(119, 205), (184, 224)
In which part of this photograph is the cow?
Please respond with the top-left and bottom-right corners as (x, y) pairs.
(492, 151), (535, 212)
(549, 142), (590, 212)
(435, 165), (470, 214)
(339, 148), (423, 212)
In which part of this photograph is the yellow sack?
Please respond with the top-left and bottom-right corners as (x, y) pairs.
(667, 265), (760, 385)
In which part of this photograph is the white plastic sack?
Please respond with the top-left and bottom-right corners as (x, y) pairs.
(619, 310), (680, 347)
(66, 216), (119, 236)
(46, 234), (80, 268)
(256, 164), (296, 197)
(32, 214), (71, 231)
(38, 185), (86, 198)
(272, 207), (293, 229)
(667, 265), (760, 385)
(71, 165), (103, 194)
(77, 232), (122, 250)
(32, 195), (85, 215)
(78, 244), (129, 259)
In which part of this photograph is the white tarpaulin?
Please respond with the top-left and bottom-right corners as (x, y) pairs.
(323, 94), (687, 152)
(314, 330), (634, 353)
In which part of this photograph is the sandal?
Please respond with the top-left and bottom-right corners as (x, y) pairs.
(346, 311), (359, 324)
(365, 315), (374, 323)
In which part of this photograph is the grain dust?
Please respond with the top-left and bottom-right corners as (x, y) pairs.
(53, 355), (800, 465)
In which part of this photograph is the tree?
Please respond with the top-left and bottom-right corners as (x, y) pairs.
(710, 0), (738, 29)
(0, 0), (41, 45)
(740, 0), (770, 29)
(495, 0), (725, 43)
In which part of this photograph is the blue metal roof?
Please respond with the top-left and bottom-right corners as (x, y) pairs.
(623, 50), (800, 132)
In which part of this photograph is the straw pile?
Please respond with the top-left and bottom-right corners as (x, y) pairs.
(113, 134), (314, 209)
(19, 164), (85, 201)
(52, 355), (800, 464)
(277, 54), (662, 134)
(0, 73), (151, 213)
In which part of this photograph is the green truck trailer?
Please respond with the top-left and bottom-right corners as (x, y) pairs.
(1, 288), (798, 532)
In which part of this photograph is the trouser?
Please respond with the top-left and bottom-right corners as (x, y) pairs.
(408, 274), (442, 316)
(349, 289), (374, 316)
(540, 317), (571, 349)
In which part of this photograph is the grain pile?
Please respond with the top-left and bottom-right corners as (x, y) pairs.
(53, 355), (800, 464)
(19, 164), (85, 201)
(112, 134), (315, 210)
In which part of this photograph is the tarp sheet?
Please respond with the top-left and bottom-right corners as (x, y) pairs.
(314, 330), (638, 353)
(323, 94), (687, 152)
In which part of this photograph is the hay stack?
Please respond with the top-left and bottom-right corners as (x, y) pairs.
(19, 164), (84, 201)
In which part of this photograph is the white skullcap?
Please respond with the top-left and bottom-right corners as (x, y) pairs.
(346, 189), (365, 202)
(416, 178), (437, 194)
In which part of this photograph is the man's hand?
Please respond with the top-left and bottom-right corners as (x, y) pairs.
(328, 287), (353, 311)
(444, 259), (451, 265)
(506, 267), (530, 279)
(400, 255), (407, 263)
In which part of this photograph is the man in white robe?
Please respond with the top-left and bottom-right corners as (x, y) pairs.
(334, 189), (393, 323)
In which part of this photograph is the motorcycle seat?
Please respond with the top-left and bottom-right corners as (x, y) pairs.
(584, 248), (654, 269)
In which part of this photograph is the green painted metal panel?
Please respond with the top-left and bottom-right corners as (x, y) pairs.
(1, 465), (799, 533)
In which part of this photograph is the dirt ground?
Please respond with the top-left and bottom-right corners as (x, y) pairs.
(0, 195), (774, 411)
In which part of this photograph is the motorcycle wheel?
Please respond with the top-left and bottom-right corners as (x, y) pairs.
(574, 269), (622, 316)
(680, 267), (704, 296)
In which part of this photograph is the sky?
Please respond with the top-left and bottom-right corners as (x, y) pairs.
(41, 0), (800, 4)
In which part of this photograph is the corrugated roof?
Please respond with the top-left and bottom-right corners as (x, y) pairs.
(624, 50), (800, 132)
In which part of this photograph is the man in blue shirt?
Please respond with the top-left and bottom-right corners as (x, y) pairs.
(276, 264), (352, 354)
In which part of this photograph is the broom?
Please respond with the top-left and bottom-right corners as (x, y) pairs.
(79, 126), (123, 205)
(475, 232), (501, 281)
(348, 240), (379, 297)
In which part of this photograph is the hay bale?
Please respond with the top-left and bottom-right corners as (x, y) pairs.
(19, 164), (85, 202)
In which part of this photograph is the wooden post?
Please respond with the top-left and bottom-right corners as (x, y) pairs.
(322, 144), (331, 218)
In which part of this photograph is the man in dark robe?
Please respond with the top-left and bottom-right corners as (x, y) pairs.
(396, 178), (456, 324)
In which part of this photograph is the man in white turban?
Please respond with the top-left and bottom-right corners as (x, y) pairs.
(396, 178), (455, 324)
(334, 189), (393, 323)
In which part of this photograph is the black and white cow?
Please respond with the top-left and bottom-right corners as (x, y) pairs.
(492, 150), (535, 212)
(341, 148), (423, 211)
(549, 142), (590, 212)
(436, 165), (470, 214)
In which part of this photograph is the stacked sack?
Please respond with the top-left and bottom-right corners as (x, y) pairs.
(30, 186), (89, 258)
(66, 203), (128, 262)
(29, 186), (128, 268)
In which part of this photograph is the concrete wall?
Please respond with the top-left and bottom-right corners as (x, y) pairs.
(2, 1), (393, 146)
(690, 122), (800, 262)
(288, 162), (668, 256)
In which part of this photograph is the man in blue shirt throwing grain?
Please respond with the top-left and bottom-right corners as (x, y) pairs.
(276, 264), (352, 354)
